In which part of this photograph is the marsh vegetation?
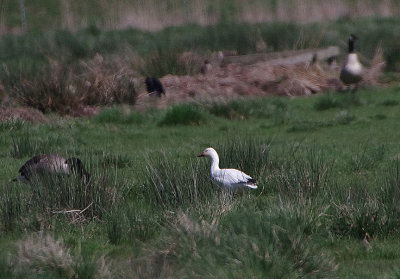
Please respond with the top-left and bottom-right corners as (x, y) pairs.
(0, 87), (400, 277)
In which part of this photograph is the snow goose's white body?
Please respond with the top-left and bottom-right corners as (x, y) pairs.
(197, 147), (258, 189)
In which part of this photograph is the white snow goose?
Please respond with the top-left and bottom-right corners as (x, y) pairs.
(340, 34), (363, 92)
(197, 147), (258, 189)
(14, 154), (90, 183)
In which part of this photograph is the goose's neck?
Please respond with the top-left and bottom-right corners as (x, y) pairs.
(209, 153), (220, 173)
(348, 39), (355, 53)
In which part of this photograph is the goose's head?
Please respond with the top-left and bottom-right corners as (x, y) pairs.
(347, 34), (359, 53)
(349, 34), (358, 42)
(65, 157), (90, 182)
(197, 147), (217, 158)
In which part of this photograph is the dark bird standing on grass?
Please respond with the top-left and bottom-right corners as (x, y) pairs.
(340, 34), (363, 92)
(145, 77), (165, 97)
(14, 154), (90, 183)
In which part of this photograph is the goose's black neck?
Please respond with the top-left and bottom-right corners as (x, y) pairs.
(348, 35), (357, 53)
(348, 39), (355, 53)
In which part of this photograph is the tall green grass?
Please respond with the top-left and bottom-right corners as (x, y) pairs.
(0, 150), (132, 233)
(2, 87), (400, 277)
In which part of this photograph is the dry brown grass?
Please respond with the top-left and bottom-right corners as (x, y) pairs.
(174, 211), (219, 239)
(15, 233), (112, 278)
(78, 53), (138, 106)
(0, 107), (47, 123)
(16, 233), (75, 277)
(134, 57), (343, 110)
(9, 53), (139, 116)
(363, 45), (386, 86)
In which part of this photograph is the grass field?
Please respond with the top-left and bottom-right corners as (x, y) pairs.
(2, 0), (400, 32)
(1, 85), (400, 278)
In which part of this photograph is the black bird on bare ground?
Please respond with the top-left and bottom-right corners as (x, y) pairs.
(145, 77), (165, 97)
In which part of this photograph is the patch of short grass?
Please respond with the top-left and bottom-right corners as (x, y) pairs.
(159, 103), (209, 126)
(93, 107), (146, 125)
(207, 98), (287, 122)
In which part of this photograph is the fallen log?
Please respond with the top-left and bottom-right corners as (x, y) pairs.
(222, 46), (340, 66)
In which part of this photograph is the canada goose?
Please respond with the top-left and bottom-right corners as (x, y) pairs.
(14, 154), (90, 183)
(197, 147), (258, 189)
(340, 34), (363, 92)
(145, 77), (165, 97)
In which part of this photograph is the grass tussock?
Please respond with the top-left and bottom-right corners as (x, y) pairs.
(0, 119), (25, 132)
(207, 98), (287, 122)
(162, 208), (337, 278)
(288, 110), (355, 132)
(159, 104), (208, 126)
(347, 142), (385, 172)
(15, 233), (110, 279)
(214, 137), (272, 180)
(0, 183), (24, 232)
(10, 131), (70, 158)
(314, 92), (363, 111)
(268, 145), (330, 199)
(144, 152), (215, 209)
(100, 152), (133, 169)
(17, 233), (75, 278)
(106, 202), (161, 245)
(4, 54), (137, 116)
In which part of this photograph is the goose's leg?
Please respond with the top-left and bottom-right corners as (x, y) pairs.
(351, 83), (359, 93)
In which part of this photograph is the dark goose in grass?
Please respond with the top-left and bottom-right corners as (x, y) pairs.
(340, 34), (363, 91)
(15, 154), (90, 183)
(197, 147), (258, 189)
